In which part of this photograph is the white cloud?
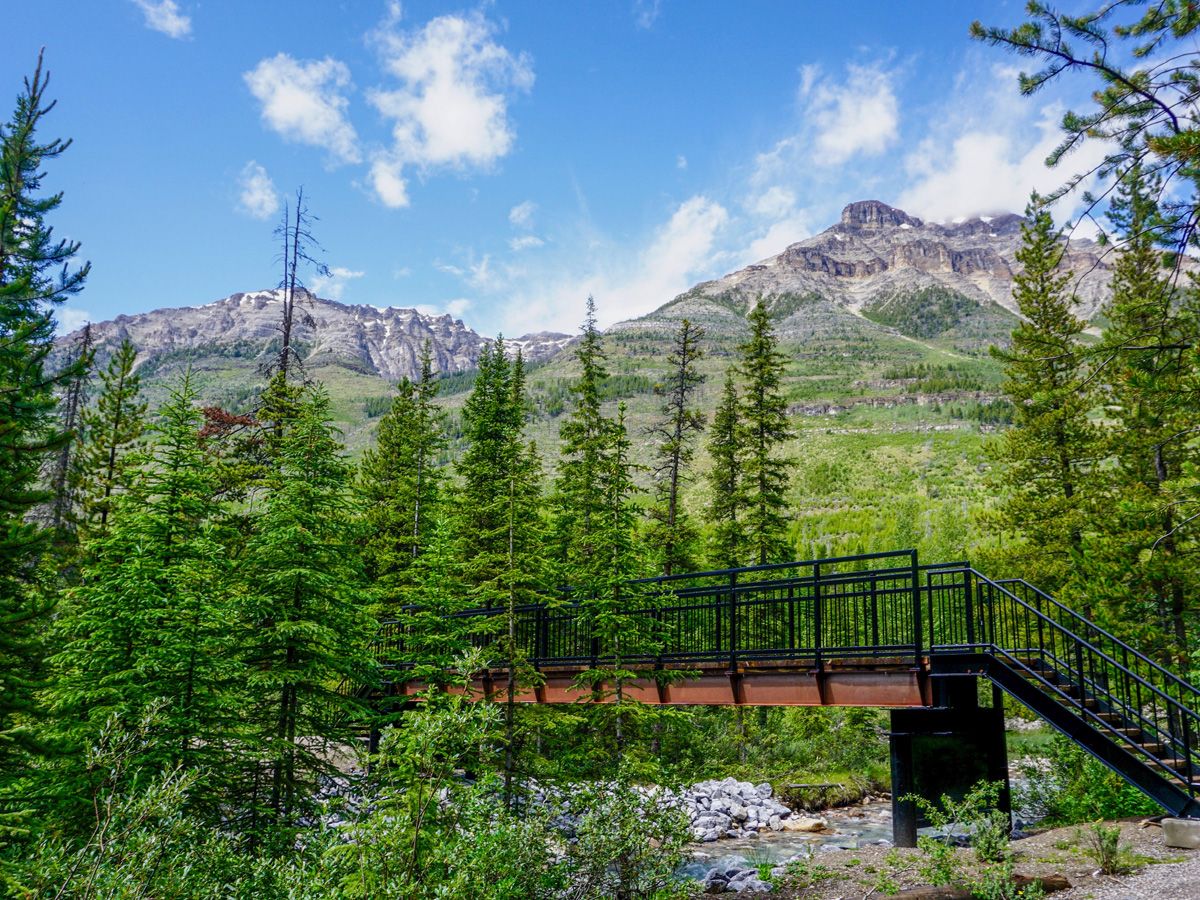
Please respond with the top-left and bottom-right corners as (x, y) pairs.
(741, 215), (811, 264)
(510, 235), (544, 251)
(492, 195), (729, 334)
(509, 200), (536, 228)
(369, 155), (410, 208)
(801, 62), (900, 164)
(416, 298), (472, 318)
(131, 0), (191, 39)
(676, 154), (688, 170)
(244, 54), (361, 164)
(633, 0), (662, 29)
(750, 185), (796, 219)
(236, 161), (280, 220)
(897, 65), (1110, 223)
(55, 306), (92, 336)
(309, 266), (365, 302)
(367, 10), (533, 205)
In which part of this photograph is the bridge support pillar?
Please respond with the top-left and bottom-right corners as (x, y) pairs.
(888, 678), (1010, 848)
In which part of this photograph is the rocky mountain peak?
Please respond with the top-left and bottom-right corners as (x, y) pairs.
(839, 200), (923, 231)
(59, 290), (572, 384)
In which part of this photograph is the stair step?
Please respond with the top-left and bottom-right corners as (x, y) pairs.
(1054, 695), (1098, 709)
(1139, 743), (1166, 754)
(1151, 758), (1192, 772)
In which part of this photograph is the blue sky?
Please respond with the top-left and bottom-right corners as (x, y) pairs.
(8, 1), (1103, 337)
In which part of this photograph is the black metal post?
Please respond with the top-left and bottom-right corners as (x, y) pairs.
(813, 563), (823, 670)
(910, 551), (922, 664)
(964, 568), (975, 647)
(889, 714), (917, 848)
(728, 571), (738, 671)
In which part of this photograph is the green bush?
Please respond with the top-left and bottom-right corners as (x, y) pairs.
(1015, 736), (1158, 825)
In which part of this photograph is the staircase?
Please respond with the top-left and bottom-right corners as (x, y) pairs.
(924, 566), (1200, 817)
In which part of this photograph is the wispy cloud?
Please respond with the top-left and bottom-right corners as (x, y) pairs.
(236, 161), (280, 220)
(310, 266), (365, 302)
(633, 0), (662, 30)
(509, 200), (537, 228)
(131, 0), (191, 39)
(244, 54), (361, 164)
(509, 235), (544, 251)
(55, 306), (92, 335)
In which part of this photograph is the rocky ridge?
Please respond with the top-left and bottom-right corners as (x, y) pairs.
(632, 199), (1114, 331)
(62, 289), (572, 383)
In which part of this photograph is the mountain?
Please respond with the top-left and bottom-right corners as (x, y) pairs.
(57, 200), (1111, 453)
(625, 199), (1111, 351)
(66, 288), (572, 382)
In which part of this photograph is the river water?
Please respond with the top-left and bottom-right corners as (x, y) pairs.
(679, 800), (895, 879)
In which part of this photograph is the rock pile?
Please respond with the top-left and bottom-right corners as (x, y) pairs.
(674, 778), (810, 842)
(700, 862), (773, 893)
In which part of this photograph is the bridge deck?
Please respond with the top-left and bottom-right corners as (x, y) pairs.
(388, 657), (933, 707)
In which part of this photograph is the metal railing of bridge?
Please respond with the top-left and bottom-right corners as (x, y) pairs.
(368, 549), (1200, 816)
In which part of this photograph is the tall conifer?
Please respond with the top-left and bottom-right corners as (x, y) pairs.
(72, 339), (146, 535)
(236, 387), (373, 832)
(48, 373), (234, 818)
(0, 52), (89, 831)
(988, 197), (1098, 592)
(647, 319), (706, 576)
(1083, 168), (1199, 660)
(359, 342), (445, 615)
(706, 370), (744, 568)
(737, 303), (794, 566)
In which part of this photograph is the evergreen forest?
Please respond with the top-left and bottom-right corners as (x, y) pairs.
(5, 4), (1200, 897)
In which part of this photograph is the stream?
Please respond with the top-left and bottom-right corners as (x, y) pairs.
(679, 800), (895, 879)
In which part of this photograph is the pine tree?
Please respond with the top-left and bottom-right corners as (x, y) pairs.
(72, 339), (146, 535)
(590, 403), (646, 758)
(46, 323), (93, 539)
(646, 319), (706, 576)
(737, 302), (795, 566)
(47, 373), (234, 819)
(359, 342), (445, 615)
(236, 386), (374, 833)
(0, 51), (89, 834)
(706, 370), (744, 568)
(552, 297), (613, 572)
(1082, 167), (1199, 661)
(456, 341), (545, 802)
(987, 197), (1098, 593)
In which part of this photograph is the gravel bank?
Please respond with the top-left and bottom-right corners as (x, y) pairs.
(728, 818), (1200, 899)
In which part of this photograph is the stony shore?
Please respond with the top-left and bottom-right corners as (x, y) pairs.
(698, 818), (1200, 898)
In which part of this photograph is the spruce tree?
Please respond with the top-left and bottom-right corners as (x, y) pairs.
(706, 370), (744, 568)
(737, 302), (794, 566)
(552, 297), (613, 571)
(457, 341), (545, 802)
(72, 339), (146, 535)
(46, 323), (93, 539)
(646, 319), (706, 576)
(236, 386), (374, 832)
(0, 52), (89, 834)
(359, 342), (445, 615)
(987, 197), (1098, 593)
(1082, 167), (1199, 661)
(47, 373), (234, 819)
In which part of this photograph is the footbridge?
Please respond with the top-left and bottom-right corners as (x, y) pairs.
(367, 550), (1200, 840)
